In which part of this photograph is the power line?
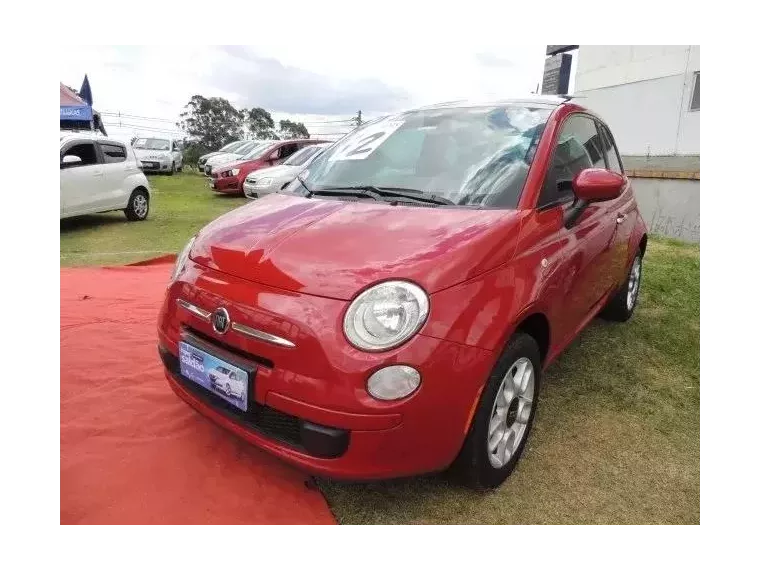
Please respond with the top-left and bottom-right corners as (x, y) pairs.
(102, 109), (364, 127)
(299, 118), (357, 125)
(100, 111), (179, 124)
(103, 121), (186, 135)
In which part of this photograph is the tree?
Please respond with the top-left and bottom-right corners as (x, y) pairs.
(247, 107), (278, 139)
(177, 95), (244, 153)
(279, 119), (310, 139)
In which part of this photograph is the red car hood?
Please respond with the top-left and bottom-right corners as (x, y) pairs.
(190, 194), (526, 300)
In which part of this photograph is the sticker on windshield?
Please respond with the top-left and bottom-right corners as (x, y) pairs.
(328, 120), (404, 161)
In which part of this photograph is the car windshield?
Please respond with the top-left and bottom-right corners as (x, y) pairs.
(234, 141), (261, 156)
(284, 145), (325, 166)
(133, 138), (170, 150)
(297, 105), (552, 208)
(219, 141), (244, 152)
(241, 143), (274, 160)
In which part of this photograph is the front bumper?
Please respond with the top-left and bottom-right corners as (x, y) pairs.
(141, 161), (172, 173)
(209, 175), (243, 194)
(243, 181), (277, 198)
(157, 260), (495, 480)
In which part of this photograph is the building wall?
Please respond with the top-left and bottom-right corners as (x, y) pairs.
(574, 45), (699, 156)
(633, 178), (700, 243)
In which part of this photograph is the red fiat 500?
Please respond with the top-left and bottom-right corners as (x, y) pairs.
(158, 97), (647, 488)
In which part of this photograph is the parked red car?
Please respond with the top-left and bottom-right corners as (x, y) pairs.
(209, 139), (326, 194)
(158, 97), (647, 488)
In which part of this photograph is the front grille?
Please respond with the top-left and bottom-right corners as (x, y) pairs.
(160, 344), (302, 449)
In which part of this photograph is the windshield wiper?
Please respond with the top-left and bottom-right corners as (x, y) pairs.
(307, 185), (454, 206)
(296, 174), (314, 195)
(306, 185), (383, 201)
(369, 187), (455, 206)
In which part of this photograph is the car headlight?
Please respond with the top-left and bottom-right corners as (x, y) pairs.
(343, 281), (429, 351)
(254, 177), (272, 187)
(229, 168), (240, 176)
(169, 236), (195, 283)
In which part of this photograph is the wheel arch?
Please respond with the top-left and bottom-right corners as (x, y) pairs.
(514, 312), (551, 365)
(639, 233), (648, 256)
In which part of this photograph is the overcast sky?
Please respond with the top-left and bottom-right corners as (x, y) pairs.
(60, 44), (554, 143)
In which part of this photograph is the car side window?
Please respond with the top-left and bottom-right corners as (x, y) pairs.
(99, 143), (127, 164)
(280, 143), (299, 160)
(598, 123), (624, 175)
(62, 142), (99, 168)
(538, 115), (606, 208)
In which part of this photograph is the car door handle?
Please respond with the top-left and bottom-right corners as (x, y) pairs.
(616, 214), (627, 224)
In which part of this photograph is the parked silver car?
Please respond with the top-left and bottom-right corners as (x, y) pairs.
(242, 143), (331, 198)
(133, 137), (183, 174)
(197, 140), (245, 171)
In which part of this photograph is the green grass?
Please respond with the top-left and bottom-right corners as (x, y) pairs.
(60, 172), (248, 266)
(60, 175), (700, 524)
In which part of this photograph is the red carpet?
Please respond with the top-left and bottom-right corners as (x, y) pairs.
(61, 260), (335, 524)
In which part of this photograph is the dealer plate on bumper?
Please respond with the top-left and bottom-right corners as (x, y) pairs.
(179, 342), (250, 412)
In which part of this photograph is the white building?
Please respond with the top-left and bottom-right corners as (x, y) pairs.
(573, 46), (699, 157)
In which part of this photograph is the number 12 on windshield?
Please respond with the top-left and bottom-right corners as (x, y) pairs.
(328, 121), (405, 162)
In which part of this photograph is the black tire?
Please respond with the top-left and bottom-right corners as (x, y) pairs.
(600, 252), (642, 322)
(124, 188), (149, 221)
(453, 332), (542, 489)
(225, 383), (231, 396)
(168, 162), (175, 176)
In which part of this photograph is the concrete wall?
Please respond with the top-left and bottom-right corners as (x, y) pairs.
(574, 45), (699, 156)
(632, 178), (700, 242)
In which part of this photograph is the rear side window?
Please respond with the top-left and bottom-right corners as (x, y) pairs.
(598, 123), (624, 174)
(63, 142), (98, 167)
(279, 143), (299, 160)
(538, 114), (605, 208)
(99, 143), (127, 164)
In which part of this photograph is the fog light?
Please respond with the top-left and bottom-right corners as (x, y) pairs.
(367, 365), (421, 401)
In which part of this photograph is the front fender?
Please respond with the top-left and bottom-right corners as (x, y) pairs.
(421, 256), (547, 353)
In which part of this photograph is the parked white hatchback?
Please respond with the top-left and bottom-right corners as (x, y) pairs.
(132, 136), (184, 174)
(60, 131), (152, 221)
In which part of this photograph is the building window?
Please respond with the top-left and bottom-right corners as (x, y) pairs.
(690, 72), (700, 111)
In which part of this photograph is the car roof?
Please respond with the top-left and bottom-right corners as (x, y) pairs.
(60, 130), (126, 147)
(408, 95), (582, 112)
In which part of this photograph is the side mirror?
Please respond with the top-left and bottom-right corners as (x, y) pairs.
(61, 155), (82, 167)
(572, 168), (625, 202)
